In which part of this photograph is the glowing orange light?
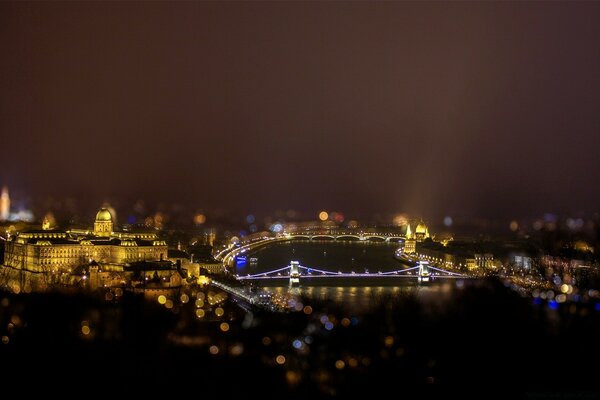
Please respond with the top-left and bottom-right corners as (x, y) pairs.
(194, 213), (206, 225)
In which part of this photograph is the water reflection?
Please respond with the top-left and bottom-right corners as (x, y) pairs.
(264, 284), (448, 313)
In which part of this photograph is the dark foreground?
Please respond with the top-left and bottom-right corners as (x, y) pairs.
(0, 279), (599, 398)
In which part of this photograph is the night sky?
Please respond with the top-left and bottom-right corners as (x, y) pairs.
(1, 2), (599, 219)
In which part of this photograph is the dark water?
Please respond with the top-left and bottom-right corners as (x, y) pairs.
(244, 240), (459, 312)
(242, 240), (404, 274)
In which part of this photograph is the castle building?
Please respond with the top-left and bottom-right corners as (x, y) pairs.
(3, 207), (167, 273)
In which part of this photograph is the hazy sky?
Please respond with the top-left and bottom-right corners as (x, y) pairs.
(1, 2), (599, 219)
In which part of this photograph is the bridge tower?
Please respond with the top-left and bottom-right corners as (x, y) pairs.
(418, 260), (431, 283)
(289, 261), (300, 286)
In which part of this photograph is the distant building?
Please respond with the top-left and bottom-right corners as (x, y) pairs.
(414, 221), (430, 241)
(0, 186), (9, 221)
(474, 253), (495, 269)
(403, 221), (430, 254)
(404, 224), (416, 254)
(511, 254), (533, 271)
(417, 241), (499, 271)
(4, 207), (167, 273)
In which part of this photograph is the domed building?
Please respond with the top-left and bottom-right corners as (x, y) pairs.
(4, 206), (167, 273)
(403, 220), (431, 254)
(93, 208), (113, 237)
(415, 221), (430, 242)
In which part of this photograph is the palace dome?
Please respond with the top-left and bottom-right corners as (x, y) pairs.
(95, 208), (113, 222)
(415, 222), (427, 234)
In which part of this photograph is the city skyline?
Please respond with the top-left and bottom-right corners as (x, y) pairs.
(1, 2), (600, 395)
(1, 2), (599, 218)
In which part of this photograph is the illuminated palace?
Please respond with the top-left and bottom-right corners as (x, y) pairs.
(3, 208), (167, 273)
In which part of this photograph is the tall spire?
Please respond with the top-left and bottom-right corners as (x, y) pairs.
(0, 186), (10, 221)
(405, 224), (413, 239)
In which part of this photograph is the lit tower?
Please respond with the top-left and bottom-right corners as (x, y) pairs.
(404, 224), (416, 254)
(0, 186), (10, 221)
(42, 216), (51, 230)
(289, 261), (300, 286)
(93, 208), (114, 237)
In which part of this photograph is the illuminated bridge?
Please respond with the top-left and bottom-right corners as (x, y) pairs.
(286, 232), (404, 242)
(215, 230), (406, 268)
(236, 261), (469, 285)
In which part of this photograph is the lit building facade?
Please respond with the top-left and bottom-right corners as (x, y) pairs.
(3, 208), (167, 273)
(404, 224), (417, 254)
(403, 221), (430, 254)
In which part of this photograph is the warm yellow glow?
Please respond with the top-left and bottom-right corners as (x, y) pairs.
(230, 343), (244, 356)
(341, 318), (351, 327)
(157, 295), (167, 305)
(194, 213), (206, 225)
(335, 360), (345, 370)
(95, 208), (113, 222)
(197, 276), (210, 285)
(195, 299), (204, 308)
(209, 345), (219, 355)
(262, 336), (272, 346)
(393, 214), (408, 227)
(561, 284), (569, 294)
(180, 294), (189, 304)
(303, 305), (313, 315)
(384, 336), (394, 347)
(348, 358), (358, 368)
(81, 326), (91, 335)
(318, 211), (329, 221)
(286, 371), (300, 385)
(1, 336), (9, 345)
(195, 309), (205, 318)
(220, 322), (230, 332)
(165, 300), (174, 309)
(509, 220), (519, 232)
(215, 307), (224, 317)
(275, 355), (286, 365)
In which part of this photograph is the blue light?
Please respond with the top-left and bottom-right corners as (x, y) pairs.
(235, 255), (247, 268)
(324, 322), (334, 331)
(548, 300), (558, 310)
(293, 340), (302, 349)
(270, 223), (283, 233)
(246, 214), (255, 224)
(127, 215), (136, 224)
(533, 298), (542, 305)
(595, 303), (600, 312)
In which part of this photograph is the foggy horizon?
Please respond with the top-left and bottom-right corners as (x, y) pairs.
(1, 2), (599, 220)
